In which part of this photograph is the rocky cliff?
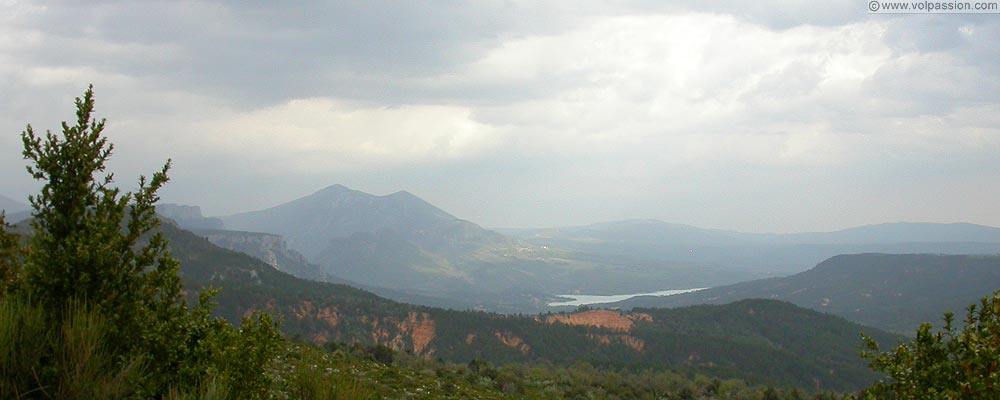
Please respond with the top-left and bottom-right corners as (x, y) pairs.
(194, 228), (324, 280)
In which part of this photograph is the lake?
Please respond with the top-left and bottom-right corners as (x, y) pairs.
(548, 288), (708, 307)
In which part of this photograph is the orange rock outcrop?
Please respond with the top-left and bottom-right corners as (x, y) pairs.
(374, 312), (437, 356)
(546, 310), (652, 332)
(403, 312), (436, 355)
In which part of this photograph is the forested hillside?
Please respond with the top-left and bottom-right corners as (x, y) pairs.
(163, 222), (900, 391)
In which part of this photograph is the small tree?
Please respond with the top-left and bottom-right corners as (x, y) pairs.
(861, 290), (1000, 399)
(2, 86), (282, 398)
(20, 85), (184, 355)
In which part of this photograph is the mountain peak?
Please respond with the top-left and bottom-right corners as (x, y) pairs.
(314, 184), (356, 195)
(221, 184), (463, 258)
(386, 190), (419, 200)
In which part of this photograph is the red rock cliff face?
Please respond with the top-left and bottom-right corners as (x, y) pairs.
(366, 311), (437, 357)
(399, 312), (436, 356)
(254, 301), (436, 357)
(545, 310), (653, 332)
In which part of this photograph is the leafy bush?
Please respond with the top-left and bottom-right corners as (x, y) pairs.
(861, 290), (1000, 399)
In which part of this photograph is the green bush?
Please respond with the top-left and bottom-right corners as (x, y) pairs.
(861, 290), (1000, 399)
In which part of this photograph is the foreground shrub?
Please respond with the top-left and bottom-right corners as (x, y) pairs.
(0, 86), (283, 398)
(862, 290), (1000, 399)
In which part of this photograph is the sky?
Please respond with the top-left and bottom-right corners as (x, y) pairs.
(1, 1), (999, 232)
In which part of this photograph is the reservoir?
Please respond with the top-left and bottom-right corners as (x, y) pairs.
(548, 288), (708, 307)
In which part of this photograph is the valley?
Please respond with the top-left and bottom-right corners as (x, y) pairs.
(130, 184), (1000, 393)
(151, 220), (903, 391)
(10, 182), (1000, 395)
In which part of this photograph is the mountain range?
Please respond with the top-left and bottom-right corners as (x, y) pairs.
(214, 185), (567, 310)
(507, 219), (1000, 277)
(11, 189), (996, 391)
(157, 185), (1000, 313)
(198, 185), (754, 311)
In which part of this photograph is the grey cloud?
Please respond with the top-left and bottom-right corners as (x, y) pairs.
(3, 1), (1000, 232)
(7, 1), (551, 107)
(6, 0), (872, 108)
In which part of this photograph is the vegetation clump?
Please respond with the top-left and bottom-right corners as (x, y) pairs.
(861, 290), (1000, 399)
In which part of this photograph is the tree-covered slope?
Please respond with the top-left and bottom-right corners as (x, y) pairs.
(163, 223), (900, 391)
(614, 253), (1000, 334)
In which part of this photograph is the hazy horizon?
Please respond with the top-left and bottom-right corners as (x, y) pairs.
(2, 2), (998, 233)
(6, 185), (1000, 235)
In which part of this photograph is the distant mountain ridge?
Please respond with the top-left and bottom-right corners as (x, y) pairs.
(608, 253), (1000, 334)
(509, 219), (1000, 276)
(512, 219), (1000, 246)
(199, 187), (1000, 313)
(158, 203), (224, 230)
(735, 222), (1000, 245)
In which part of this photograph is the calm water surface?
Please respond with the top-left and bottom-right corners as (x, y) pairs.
(548, 287), (708, 307)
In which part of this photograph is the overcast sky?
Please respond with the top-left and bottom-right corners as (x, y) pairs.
(1, 1), (999, 232)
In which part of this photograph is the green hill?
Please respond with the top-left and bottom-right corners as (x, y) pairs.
(612, 253), (1000, 334)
